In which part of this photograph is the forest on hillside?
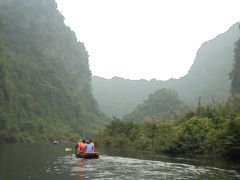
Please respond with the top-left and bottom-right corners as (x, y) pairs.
(95, 37), (240, 158)
(0, 0), (107, 143)
(124, 88), (187, 121)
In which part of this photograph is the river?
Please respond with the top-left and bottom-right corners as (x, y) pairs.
(0, 143), (239, 179)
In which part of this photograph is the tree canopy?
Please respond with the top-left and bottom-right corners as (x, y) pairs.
(124, 88), (187, 121)
(0, 0), (107, 143)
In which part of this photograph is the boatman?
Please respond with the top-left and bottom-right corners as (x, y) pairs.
(90, 139), (95, 151)
(75, 139), (81, 151)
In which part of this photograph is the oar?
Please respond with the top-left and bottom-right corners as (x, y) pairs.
(65, 147), (72, 152)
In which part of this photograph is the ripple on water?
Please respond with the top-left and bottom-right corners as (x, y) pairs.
(42, 154), (240, 179)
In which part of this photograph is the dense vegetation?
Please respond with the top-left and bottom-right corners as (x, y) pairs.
(0, 0), (107, 143)
(92, 23), (240, 117)
(124, 88), (187, 121)
(96, 102), (240, 158)
(95, 35), (240, 158)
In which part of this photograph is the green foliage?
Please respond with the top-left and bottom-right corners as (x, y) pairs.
(229, 37), (240, 111)
(95, 117), (177, 152)
(96, 101), (240, 159)
(124, 88), (188, 121)
(0, 0), (108, 143)
(231, 38), (240, 94)
(175, 116), (212, 153)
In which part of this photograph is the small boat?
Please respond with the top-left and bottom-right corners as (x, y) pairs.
(75, 152), (99, 159)
(53, 140), (60, 145)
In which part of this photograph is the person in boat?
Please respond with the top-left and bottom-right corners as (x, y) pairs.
(79, 139), (86, 153)
(85, 140), (94, 152)
(75, 139), (81, 151)
(75, 139), (86, 153)
(89, 139), (95, 151)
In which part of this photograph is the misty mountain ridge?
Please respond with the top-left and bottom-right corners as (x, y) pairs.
(92, 22), (240, 117)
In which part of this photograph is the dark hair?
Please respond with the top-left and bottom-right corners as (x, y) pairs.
(82, 140), (86, 143)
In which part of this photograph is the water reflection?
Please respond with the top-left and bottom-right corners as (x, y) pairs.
(0, 144), (239, 180)
(44, 154), (240, 180)
(76, 158), (85, 179)
(74, 157), (97, 179)
(74, 158), (97, 179)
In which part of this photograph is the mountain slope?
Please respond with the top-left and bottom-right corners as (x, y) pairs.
(124, 88), (187, 121)
(0, 0), (106, 142)
(92, 23), (240, 117)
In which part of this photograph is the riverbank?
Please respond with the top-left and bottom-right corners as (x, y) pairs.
(95, 109), (240, 160)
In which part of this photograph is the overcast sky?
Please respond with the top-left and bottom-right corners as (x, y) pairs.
(55, 0), (240, 80)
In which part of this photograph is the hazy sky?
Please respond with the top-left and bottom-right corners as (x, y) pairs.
(55, 0), (240, 80)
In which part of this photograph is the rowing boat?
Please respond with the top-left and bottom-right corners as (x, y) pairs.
(75, 152), (99, 159)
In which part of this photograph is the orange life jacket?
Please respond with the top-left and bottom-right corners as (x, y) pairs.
(80, 142), (86, 152)
(77, 142), (82, 152)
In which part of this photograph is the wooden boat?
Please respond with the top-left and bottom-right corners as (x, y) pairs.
(75, 151), (99, 159)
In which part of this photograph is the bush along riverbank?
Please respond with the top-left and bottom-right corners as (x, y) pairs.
(95, 100), (240, 159)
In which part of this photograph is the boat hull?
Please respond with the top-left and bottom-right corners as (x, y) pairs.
(75, 152), (99, 159)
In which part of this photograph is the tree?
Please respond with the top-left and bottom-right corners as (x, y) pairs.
(230, 39), (240, 94)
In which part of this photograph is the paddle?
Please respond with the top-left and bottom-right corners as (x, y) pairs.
(65, 147), (72, 152)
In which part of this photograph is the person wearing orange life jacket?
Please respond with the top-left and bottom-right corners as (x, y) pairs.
(75, 139), (82, 152)
(75, 139), (86, 153)
(79, 139), (86, 152)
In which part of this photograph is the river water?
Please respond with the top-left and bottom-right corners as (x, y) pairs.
(0, 143), (239, 179)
